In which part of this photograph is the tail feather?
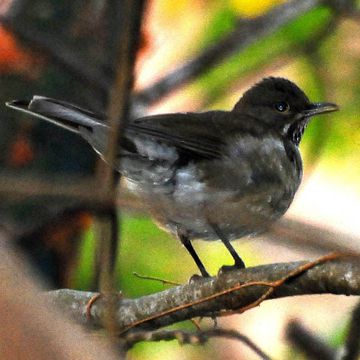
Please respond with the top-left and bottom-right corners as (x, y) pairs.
(6, 96), (105, 134)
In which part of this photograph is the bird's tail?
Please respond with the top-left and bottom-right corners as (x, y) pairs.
(6, 96), (105, 134)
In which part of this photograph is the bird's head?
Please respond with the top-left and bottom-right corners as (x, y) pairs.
(233, 77), (338, 145)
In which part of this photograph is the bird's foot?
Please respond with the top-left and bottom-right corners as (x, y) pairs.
(189, 273), (210, 283)
(218, 261), (245, 276)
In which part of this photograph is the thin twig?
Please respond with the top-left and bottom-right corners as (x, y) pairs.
(94, 1), (145, 332)
(124, 328), (272, 359)
(133, 272), (181, 286)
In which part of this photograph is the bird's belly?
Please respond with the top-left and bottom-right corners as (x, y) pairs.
(126, 177), (297, 241)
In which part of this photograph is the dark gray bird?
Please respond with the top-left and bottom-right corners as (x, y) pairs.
(6, 77), (338, 277)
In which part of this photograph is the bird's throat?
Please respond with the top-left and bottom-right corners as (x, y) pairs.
(286, 119), (309, 146)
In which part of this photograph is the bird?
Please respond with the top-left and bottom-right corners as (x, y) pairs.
(6, 77), (338, 277)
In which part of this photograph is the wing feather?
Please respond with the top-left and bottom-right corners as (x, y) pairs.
(125, 112), (226, 161)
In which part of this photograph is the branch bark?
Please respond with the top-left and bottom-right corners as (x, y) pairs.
(47, 256), (360, 333)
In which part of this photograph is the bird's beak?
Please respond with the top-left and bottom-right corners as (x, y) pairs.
(301, 102), (339, 117)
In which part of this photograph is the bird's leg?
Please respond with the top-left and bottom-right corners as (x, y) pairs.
(177, 229), (210, 278)
(210, 223), (245, 272)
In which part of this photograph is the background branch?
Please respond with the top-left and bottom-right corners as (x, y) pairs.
(93, 0), (145, 336)
(123, 328), (272, 360)
(267, 218), (360, 254)
(133, 0), (332, 110)
(1, 0), (345, 114)
(286, 320), (337, 360)
(341, 300), (360, 360)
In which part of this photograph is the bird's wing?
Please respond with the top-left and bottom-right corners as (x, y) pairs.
(7, 97), (225, 161)
(125, 111), (226, 162)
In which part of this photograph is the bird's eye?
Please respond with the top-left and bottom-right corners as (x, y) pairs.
(274, 101), (290, 113)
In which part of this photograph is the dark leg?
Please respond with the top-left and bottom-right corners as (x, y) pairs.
(210, 223), (245, 270)
(177, 231), (210, 277)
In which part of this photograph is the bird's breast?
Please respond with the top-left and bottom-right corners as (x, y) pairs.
(124, 134), (302, 241)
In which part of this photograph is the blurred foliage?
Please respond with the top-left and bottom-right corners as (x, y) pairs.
(229, 0), (286, 17)
(192, 6), (332, 108)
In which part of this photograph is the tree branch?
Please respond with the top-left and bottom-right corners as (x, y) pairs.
(46, 256), (360, 333)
